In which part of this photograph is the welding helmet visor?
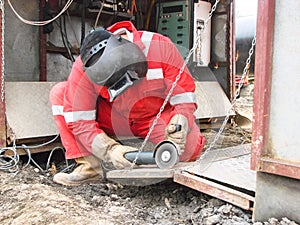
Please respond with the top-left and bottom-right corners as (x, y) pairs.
(81, 29), (148, 101)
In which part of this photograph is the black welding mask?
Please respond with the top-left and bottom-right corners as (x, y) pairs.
(81, 28), (148, 101)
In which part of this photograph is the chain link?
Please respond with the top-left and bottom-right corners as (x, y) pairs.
(193, 36), (256, 168)
(129, 0), (220, 169)
(0, 1), (20, 174)
(0, 0), (5, 102)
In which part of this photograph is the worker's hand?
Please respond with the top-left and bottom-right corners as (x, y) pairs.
(91, 133), (137, 169)
(165, 114), (189, 155)
(110, 145), (138, 169)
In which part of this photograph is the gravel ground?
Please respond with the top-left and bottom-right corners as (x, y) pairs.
(0, 84), (298, 225)
(0, 162), (298, 225)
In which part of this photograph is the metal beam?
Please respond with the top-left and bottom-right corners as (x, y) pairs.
(39, 0), (47, 81)
(251, 0), (275, 170)
(259, 157), (300, 180)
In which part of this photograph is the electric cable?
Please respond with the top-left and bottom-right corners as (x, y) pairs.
(94, 1), (104, 28)
(145, 0), (155, 30)
(0, 134), (75, 175)
(7, 0), (74, 26)
(62, 14), (75, 61)
(58, 15), (74, 62)
(66, 10), (80, 48)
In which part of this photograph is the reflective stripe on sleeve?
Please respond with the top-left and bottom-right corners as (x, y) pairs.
(52, 105), (96, 122)
(64, 110), (96, 123)
(52, 105), (64, 116)
(141, 31), (153, 56)
(146, 68), (164, 80)
(170, 92), (197, 105)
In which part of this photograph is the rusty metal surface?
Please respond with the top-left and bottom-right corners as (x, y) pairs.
(251, 0), (275, 170)
(259, 157), (300, 180)
(174, 171), (254, 210)
(5, 82), (58, 140)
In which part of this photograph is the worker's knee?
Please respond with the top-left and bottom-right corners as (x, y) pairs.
(49, 82), (67, 105)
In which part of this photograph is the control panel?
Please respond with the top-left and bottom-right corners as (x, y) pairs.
(156, 1), (191, 59)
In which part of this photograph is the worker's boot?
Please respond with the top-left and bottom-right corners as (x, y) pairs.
(53, 155), (103, 186)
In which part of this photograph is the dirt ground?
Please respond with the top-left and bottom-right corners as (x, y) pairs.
(0, 84), (299, 225)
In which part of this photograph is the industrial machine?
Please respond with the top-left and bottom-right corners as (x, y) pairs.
(156, 0), (192, 58)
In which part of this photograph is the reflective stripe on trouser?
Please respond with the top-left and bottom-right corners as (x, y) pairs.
(49, 82), (91, 159)
(97, 98), (205, 162)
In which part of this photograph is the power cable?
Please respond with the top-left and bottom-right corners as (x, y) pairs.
(7, 0), (74, 26)
(94, 1), (104, 28)
(0, 134), (75, 175)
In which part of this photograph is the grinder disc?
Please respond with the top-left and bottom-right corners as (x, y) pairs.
(155, 141), (179, 169)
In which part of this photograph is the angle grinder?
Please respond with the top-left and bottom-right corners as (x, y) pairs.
(124, 140), (180, 169)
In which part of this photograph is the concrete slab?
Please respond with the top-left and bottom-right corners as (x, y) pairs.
(5, 82), (58, 140)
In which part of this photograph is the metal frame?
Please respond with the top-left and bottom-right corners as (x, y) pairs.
(251, 0), (300, 180)
(251, 0), (274, 171)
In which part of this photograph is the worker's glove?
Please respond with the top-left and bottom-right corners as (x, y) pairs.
(165, 114), (189, 155)
(91, 133), (137, 169)
(109, 145), (137, 169)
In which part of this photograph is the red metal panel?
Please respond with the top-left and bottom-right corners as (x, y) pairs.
(0, 9), (6, 147)
(259, 157), (300, 180)
(251, 0), (275, 170)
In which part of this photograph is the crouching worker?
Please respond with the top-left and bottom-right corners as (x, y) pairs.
(49, 21), (206, 186)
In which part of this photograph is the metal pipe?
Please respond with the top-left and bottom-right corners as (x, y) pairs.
(39, 0), (47, 81)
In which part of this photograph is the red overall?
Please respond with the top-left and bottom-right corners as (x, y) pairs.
(49, 21), (205, 162)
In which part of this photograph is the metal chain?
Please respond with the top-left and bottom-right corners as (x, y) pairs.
(0, 1), (21, 175)
(196, 36), (256, 164)
(129, 0), (220, 169)
(0, 0), (5, 102)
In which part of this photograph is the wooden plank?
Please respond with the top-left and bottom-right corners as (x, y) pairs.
(105, 162), (190, 186)
(174, 171), (254, 210)
(107, 167), (174, 179)
(106, 165), (174, 186)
